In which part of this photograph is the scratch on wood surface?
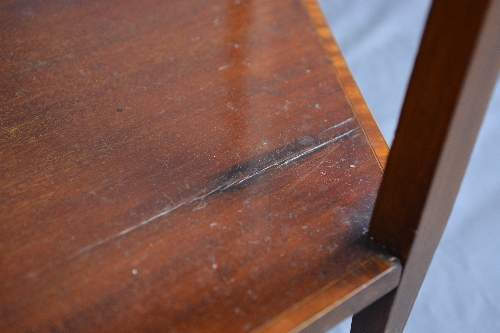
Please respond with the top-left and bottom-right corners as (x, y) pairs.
(320, 117), (354, 134)
(289, 143), (338, 190)
(72, 121), (360, 258)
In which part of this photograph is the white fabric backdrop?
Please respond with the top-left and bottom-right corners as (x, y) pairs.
(318, 1), (500, 332)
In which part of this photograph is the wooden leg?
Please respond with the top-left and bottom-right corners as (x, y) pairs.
(350, 289), (396, 333)
(351, 0), (500, 332)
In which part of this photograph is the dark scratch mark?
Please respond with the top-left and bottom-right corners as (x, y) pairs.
(209, 126), (359, 195)
(71, 120), (360, 258)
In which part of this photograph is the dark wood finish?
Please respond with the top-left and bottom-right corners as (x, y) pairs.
(302, 0), (389, 169)
(1, 1), (398, 332)
(351, 0), (500, 332)
(255, 257), (400, 333)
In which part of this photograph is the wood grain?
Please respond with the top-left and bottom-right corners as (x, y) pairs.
(352, 0), (500, 331)
(1, 0), (397, 332)
(254, 256), (400, 333)
(302, 0), (389, 169)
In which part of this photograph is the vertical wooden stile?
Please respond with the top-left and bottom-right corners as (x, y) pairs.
(351, 0), (500, 331)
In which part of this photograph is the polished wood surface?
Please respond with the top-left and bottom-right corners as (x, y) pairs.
(302, 0), (389, 169)
(352, 0), (500, 331)
(1, 0), (399, 332)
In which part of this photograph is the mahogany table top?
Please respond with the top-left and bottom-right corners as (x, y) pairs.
(1, 0), (399, 331)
